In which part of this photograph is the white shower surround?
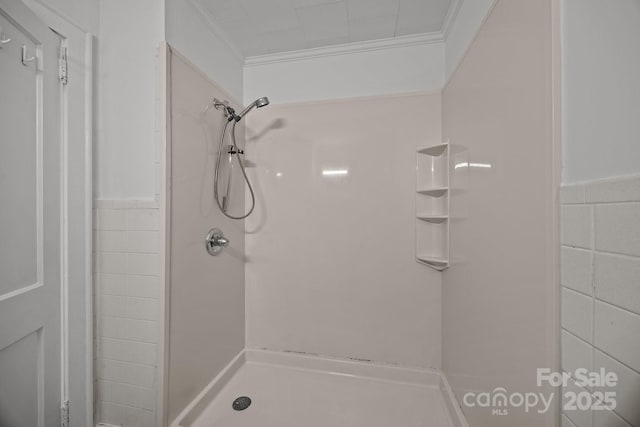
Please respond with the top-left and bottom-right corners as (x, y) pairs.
(244, 93), (444, 369)
(158, 46), (460, 427)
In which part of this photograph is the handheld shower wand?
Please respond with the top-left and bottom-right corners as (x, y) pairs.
(210, 97), (270, 220)
(234, 97), (270, 122)
(209, 97), (270, 123)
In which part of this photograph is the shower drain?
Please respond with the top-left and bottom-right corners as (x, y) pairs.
(232, 396), (252, 411)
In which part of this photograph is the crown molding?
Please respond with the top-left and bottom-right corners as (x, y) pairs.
(442, 0), (463, 39)
(185, 0), (245, 62)
(185, 0), (462, 69)
(244, 32), (444, 67)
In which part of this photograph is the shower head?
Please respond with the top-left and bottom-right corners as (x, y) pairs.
(235, 97), (270, 122)
(255, 97), (270, 108)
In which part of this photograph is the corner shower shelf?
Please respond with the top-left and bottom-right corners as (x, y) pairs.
(416, 141), (450, 271)
(417, 215), (448, 224)
(417, 187), (448, 197)
(417, 143), (448, 156)
(416, 255), (449, 271)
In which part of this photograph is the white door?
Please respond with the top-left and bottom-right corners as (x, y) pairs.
(0, 0), (62, 426)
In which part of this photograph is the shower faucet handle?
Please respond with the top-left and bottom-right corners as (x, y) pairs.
(216, 236), (230, 247)
(206, 228), (230, 256)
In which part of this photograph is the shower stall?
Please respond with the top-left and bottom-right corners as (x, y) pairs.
(156, 0), (560, 425)
(159, 45), (467, 427)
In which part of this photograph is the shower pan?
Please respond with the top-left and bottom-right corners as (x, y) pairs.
(172, 350), (466, 427)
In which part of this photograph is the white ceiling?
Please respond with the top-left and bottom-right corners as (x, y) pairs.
(195, 0), (454, 57)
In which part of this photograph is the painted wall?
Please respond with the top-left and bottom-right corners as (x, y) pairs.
(32, 0), (98, 34)
(38, 0), (245, 202)
(244, 38), (444, 105)
(165, 0), (244, 103)
(561, 0), (640, 184)
(441, 1), (557, 426)
(94, 0), (244, 200)
(560, 176), (640, 427)
(245, 93), (443, 369)
(96, 0), (164, 200)
(166, 50), (246, 424)
(559, 3), (640, 426)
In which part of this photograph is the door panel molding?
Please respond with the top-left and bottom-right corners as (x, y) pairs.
(20, 1), (94, 426)
(1, 0), (93, 426)
(0, 0), (62, 425)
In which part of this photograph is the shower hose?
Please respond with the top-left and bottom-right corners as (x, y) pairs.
(213, 116), (256, 220)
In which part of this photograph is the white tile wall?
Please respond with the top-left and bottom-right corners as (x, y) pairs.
(561, 247), (593, 295)
(594, 350), (640, 426)
(594, 253), (640, 315)
(560, 175), (640, 427)
(562, 288), (593, 342)
(561, 204), (593, 249)
(562, 413), (576, 427)
(561, 330), (593, 379)
(586, 176), (640, 204)
(595, 204), (640, 257)
(563, 378), (595, 427)
(593, 301), (640, 373)
(593, 411), (632, 427)
(94, 199), (161, 427)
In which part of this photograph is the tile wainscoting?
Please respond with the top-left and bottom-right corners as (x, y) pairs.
(94, 199), (161, 427)
(561, 175), (640, 427)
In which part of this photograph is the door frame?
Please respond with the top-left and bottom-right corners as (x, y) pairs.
(20, 1), (93, 425)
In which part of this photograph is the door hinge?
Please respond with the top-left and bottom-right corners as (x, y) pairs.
(59, 46), (68, 85)
(61, 399), (69, 427)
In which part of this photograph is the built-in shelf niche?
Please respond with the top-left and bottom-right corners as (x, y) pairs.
(416, 142), (450, 271)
